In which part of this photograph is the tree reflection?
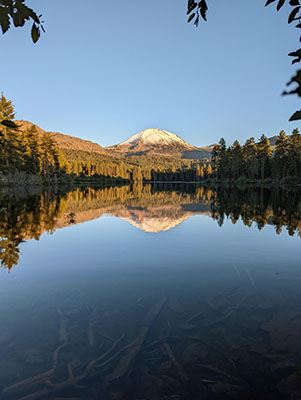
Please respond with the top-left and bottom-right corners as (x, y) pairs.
(211, 187), (301, 237)
(0, 185), (300, 271)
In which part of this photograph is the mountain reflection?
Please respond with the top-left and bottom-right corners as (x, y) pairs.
(0, 184), (300, 270)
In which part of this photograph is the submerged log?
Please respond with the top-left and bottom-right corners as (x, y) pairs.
(105, 296), (167, 383)
(2, 369), (55, 398)
(2, 339), (68, 398)
(57, 307), (68, 343)
(17, 334), (126, 400)
(87, 321), (95, 347)
(161, 342), (188, 382)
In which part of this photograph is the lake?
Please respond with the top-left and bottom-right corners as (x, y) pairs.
(0, 184), (300, 400)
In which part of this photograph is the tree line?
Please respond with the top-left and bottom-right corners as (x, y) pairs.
(0, 93), (210, 184)
(211, 130), (301, 184)
(1, 184), (300, 271)
(1, 93), (300, 186)
(63, 148), (211, 183)
(0, 93), (68, 182)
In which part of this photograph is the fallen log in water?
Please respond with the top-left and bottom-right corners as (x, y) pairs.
(2, 309), (71, 399)
(16, 334), (126, 400)
(3, 296), (167, 399)
(2, 340), (68, 399)
(161, 342), (188, 382)
(2, 369), (55, 399)
(105, 295), (167, 384)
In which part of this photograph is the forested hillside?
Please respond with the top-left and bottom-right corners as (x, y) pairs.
(0, 96), (68, 184)
(211, 131), (301, 184)
(0, 93), (211, 184)
(63, 148), (210, 182)
(16, 120), (105, 154)
(1, 93), (300, 186)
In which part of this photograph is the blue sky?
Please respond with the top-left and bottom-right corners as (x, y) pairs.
(1, 0), (299, 147)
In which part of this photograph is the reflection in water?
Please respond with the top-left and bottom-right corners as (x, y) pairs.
(0, 184), (301, 399)
(0, 184), (300, 270)
(211, 187), (301, 236)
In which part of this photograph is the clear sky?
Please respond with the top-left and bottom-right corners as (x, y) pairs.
(1, 0), (300, 147)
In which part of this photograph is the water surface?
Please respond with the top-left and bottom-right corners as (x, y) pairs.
(0, 184), (300, 399)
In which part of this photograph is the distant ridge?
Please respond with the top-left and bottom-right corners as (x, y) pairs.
(13, 121), (285, 161)
(15, 120), (105, 154)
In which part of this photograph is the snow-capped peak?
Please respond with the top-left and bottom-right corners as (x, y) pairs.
(119, 128), (188, 147)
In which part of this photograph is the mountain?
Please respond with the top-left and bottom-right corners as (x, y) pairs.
(107, 128), (212, 159)
(15, 120), (105, 154)
(14, 120), (283, 161)
(15, 121), (211, 159)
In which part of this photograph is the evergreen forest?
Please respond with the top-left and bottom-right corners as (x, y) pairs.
(0, 93), (300, 186)
(211, 132), (301, 185)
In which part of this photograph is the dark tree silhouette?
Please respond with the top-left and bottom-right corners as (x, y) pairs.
(187, 0), (301, 121)
(0, 0), (44, 42)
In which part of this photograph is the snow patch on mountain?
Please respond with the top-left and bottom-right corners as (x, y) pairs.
(119, 128), (189, 147)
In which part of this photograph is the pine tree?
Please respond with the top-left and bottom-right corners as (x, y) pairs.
(40, 132), (58, 177)
(287, 128), (301, 177)
(25, 126), (42, 174)
(2, 127), (20, 171)
(275, 130), (288, 179)
(231, 140), (243, 180)
(196, 164), (202, 180)
(257, 134), (272, 181)
(243, 137), (256, 181)
(0, 93), (15, 122)
(0, 94), (17, 170)
(207, 163), (213, 175)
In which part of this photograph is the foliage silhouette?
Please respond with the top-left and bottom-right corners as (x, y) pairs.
(0, 0), (44, 42)
(0, 1), (299, 119)
(187, 0), (301, 120)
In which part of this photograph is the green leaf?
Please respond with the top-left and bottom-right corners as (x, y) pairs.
(199, 0), (208, 8)
(288, 6), (300, 23)
(0, 6), (10, 34)
(289, 0), (300, 5)
(288, 48), (301, 58)
(187, 13), (195, 23)
(199, 0), (208, 21)
(289, 110), (301, 121)
(187, 2), (197, 15)
(265, 0), (277, 6)
(200, 9), (207, 21)
(277, 0), (286, 10)
(31, 22), (39, 43)
(194, 15), (200, 27)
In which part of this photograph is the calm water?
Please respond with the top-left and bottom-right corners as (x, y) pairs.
(0, 184), (300, 400)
